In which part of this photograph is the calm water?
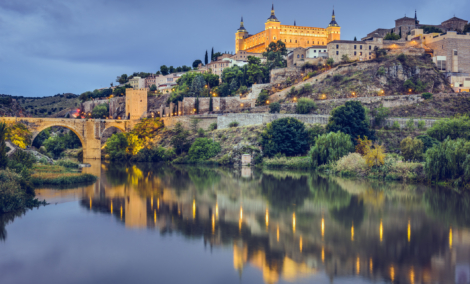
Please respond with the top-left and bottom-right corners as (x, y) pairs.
(1, 161), (470, 284)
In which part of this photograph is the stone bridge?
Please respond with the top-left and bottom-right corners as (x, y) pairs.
(0, 117), (138, 160)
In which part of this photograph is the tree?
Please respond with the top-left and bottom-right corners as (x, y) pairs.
(310, 131), (354, 168)
(341, 54), (350, 63)
(169, 66), (175, 74)
(247, 56), (264, 85)
(212, 52), (222, 61)
(327, 101), (375, 142)
(193, 59), (203, 68)
(229, 78), (238, 93)
(91, 104), (109, 119)
(326, 58), (334, 66)
(464, 24), (470, 34)
(130, 118), (164, 139)
(364, 144), (386, 167)
(269, 102), (281, 113)
(422, 26), (443, 34)
(171, 122), (191, 155)
(354, 37), (357, 41)
(256, 90), (269, 106)
(190, 75), (206, 96)
(150, 84), (157, 91)
(262, 40), (288, 69)
(416, 135), (440, 153)
(400, 136), (424, 161)
(296, 98), (316, 114)
(211, 48), (214, 61)
(372, 105), (390, 127)
(0, 123), (8, 169)
(117, 74), (128, 84)
(160, 65), (169, 75)
(425, 138), (470, 183)
(260, 117), (310, 157)
(105, 133), (128, 160)
(426, 115), (470, 142)
(384, 32), (400, 40)
(188, 138), (221, 163)
(5, 123), (32, 149)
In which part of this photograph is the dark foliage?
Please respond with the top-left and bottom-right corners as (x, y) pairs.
(261, 118), (310, 157)
(327, 101), (375, 142)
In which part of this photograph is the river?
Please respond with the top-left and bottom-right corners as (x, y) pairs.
(0, 162), (469, 284)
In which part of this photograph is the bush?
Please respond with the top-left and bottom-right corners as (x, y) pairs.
(91, 103), (109, 119)
(416, 135), (440, 152)
(334, 153), (368, 176)
(269, 102), (281, 113)
(400, 136), (424, 161)
(296, 98), (316, 114)
(422, 92), (433, 100)
(427, 115), (470, 141)
(187, 138), (221, 163)
(197, 128), (205, 137)
(364, 144), (386, 167)
(392, 121), (400, 130)
(104, 133), (129, 161)
(418, 120), (426, 130)
(0, 170), (37, 213)
(310, 131), (354, 168)
(228, 121), (239, 128)
(256, 90), (269, 106)
(261, 118), (310, 157)
(372, 105), (390, 127)
(355, 136), (372, 155)
(327, 101), (375, 142)
(424, 138), (470, 184)
(405, 118), (415, 131)
(208, 122), (217, 131)
(397, 53), (407, 62)
(8, 150), (36, 176)
(132, 146), (176, 162)
(56, 159), (80, 168)
(263, 156), (312, 169)
(171, 122), (191, 155)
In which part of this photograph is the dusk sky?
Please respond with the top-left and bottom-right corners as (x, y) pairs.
(1, 0), (469, 97)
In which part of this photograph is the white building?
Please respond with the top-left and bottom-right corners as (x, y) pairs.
(306, 46), (328, 59)
(129, 77), (145, 89)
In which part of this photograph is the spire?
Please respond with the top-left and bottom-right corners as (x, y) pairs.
(328, 7), (339, 27)
(237, 16), (247, 32)
(267, 3), (279, 22)
(415, 10), (418, 24)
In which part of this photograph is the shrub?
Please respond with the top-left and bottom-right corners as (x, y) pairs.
(424, 138), (470, 183)
(310, 131), (354, 168)
(422, 92), (433, 100)
(208, 122), (217, 131)
(132, 146), (176, 162)
(0, 170), (37, 213)
(56, 159), (80, 168)
(416, 135), (440, 152)
(392, 121), (400, 130)
(228, 121), (239, 128)
(197, 128), (205, 137)
(400, 136), (424, 161)
(355, 136), (372, 155)
(8, 150), (36, 175)
(91, 103), (109, 119)
(171, 122), (191, 155)
(187, 138), (221, 163)
(364, 144), (386, 167)
(190, 118), (201, 133)
(5, 123), (32, 149)
(332, 74), (344, 82)
(397, 53), (407, 62)
(405, 118), (415, 131)
(256, 90), (269, 106)
(327, 101), (375, 142)
(372, 105), (390, 127)
(426, 115), (470, 141)
(418, 120), (426, 130)
(261, 118), (310, 157)
(334, 153), (368, 176)
(296, 98), (316, 114)
(263, 156), (312, 169)
(298, 84), (312, 95)
(269, 102), (281, 113)
(377, 66), (386, 76)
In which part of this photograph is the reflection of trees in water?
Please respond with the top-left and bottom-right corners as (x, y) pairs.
(309, 175), (351, 210)
(186, 166), (221, 193)
(329, 196), (364, 228)
(424, 187), (470, 226)
(0, 209), (28, 241)
(104, 162), (128, 186)
(261, 174), (311, 211)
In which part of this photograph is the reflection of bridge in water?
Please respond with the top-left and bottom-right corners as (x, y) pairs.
(35, 164), (470, 284)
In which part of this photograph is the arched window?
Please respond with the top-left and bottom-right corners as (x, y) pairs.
(290, 39), (292, 43)
(295, 40), (297, 43)
(274, 36), (276, 40)
(297, 54), (299, 58)
(301, 55), (304, 58)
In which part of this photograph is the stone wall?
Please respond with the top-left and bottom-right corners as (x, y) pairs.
(245, 83), (270, 100)
(161, 115), (218, 130)
(270, 67), (302, 84)
(125, 88), (147, 119)
(179, 97), (256, 114)
(109, 97), (125, 119)
(82, 99), (108, 113)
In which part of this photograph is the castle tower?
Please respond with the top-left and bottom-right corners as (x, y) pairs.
(326, 8), (341, 43)
(235, 16), (248, 53)
(125, 88), (147, 120)
(265, 4), (281, 49)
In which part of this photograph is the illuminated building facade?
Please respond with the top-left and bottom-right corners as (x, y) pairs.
(235, 5), (341, 53)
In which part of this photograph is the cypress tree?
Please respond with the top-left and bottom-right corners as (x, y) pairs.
(195, 98), (199, 114)
(209, 97), (213, 112)
(354, 36), (357, 41)
(204, 50), (208, 65)
(211, 48), (214, 61)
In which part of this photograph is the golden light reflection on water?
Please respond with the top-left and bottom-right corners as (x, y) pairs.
(380, 219), (383, 242)
(292, 213), (296, 233)
(390, 265), (395, 282)
(193, 200), (196, 219)
(212, 214), (215, 235)
(299, 236), (302, 252)
(410, 266), (415, 284)
(408, 219), (411, 242)
(154, 209), (156, 224)
(157, 198), (160, 210)
(89, 197), (92, 209)
(277, 225), (279, 242)
(356, 257), (360, 275)
(369, 257), (373, 273)
(110, 201), (113, 214)
(265, 209), (269, 228)
(321, 218), (324, 238)
(351, 224), (354, 242)
(449, 227), (453, 249)
(120, 205), (122, 220)
(321, 246), (324, 263)
(215, 203), (219, 219)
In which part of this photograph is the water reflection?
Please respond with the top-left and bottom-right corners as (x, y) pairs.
(23, 164), (470, 283)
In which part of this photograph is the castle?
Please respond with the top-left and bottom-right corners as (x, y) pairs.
(235, 5), (340, 53)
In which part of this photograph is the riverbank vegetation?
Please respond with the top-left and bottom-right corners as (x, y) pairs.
(30, 163), (96, 186)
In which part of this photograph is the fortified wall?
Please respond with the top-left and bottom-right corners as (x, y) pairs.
(158, 97), (256, 117)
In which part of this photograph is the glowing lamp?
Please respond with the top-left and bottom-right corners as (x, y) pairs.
(266, 100), (270, 104)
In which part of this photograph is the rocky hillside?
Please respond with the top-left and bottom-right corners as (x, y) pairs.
(0, 96), (30, 117)
(272, 54), (453, 102)
(17, 93), (79, 117)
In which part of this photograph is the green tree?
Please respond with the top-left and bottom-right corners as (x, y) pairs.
(171, 122), (191, 155)
(464, 24), (470, 34)
(425, 138), (470, 183)
(150, 84), (157, 92)
(190, 75), (206, 96)
(326, 58), (334, 66)
(310, 131), (354, 168)
(384, 32), (400, 40)
(426, 115), (470, 141)
(160, 65), (169, 75)
(400, 136), (424, 161)
(188, 138), (221, 163)
(105, 133), (128, 160)
(372, 105), (390, 127)
(296, 98), (316, 114)
(211, 48), (214, 61)
(260, 118), (310, 157)
(422, 26), (443, 34)
(193, 59), (203, 68)
(91, 104), (109, 119)
(117, 74), (128, 84)
(229, 78), (238, 93)
(416, 135), (440, 152)
(354, 36), (357, 41)
(169, 66), (175, 73)
(256, 90), (270, 106)
(262, 40), (287, 70)
(32, 129), (50, 148)
(0, 123), (8, 169)
(247, 56), (264, 85)
(341, 54), (350, 63)
(269, 102), (281, 113)
(327, 101), (375, 142)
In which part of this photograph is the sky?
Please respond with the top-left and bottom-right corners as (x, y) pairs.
(0, 0), (469, 97)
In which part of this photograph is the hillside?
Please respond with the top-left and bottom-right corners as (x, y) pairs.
(15, 93), (79, 117)
(0, 96), (30, 117)
(271, 54), (453, 102)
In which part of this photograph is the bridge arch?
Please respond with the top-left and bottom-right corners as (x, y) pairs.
(31, 123), (86, 150)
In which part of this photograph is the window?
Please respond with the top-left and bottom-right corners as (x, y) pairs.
(360, 45), (363, 50)
(301, 55), (304, 58)
(369, 46), (372, 50)
(354, 45), (357, 49)
(295, 40), (297, 43)
(354, 52), (357, 56)
(336, 51), (339, 55)
(336, 45), (339, 49)
(314, 50), (317, 52)
(274, 37), (276, 40)
(437, 60), (446, 71)
(360, 52), (363, 56)
(314, 56), (317, 58)
(454, 51), (458, 55)
(290, 39), (292, 43)
(297, 54), (299, 58)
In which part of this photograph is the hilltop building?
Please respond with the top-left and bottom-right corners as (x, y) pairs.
(235, 5), (340, 53)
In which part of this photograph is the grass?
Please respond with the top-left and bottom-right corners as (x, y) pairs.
(263, 156), (312, 169)
(30, 164), (97, 186)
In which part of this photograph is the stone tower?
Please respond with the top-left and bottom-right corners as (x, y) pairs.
(235, 17), (248, 53)
(125, 88), (147, 120)
(326, 8), (341, 42)
(264, 4), (281, 48)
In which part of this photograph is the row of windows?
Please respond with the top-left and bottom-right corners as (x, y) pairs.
(297, 54), (304, 58)
(285, 39), (325, 45)
(335, 45), (374, 50)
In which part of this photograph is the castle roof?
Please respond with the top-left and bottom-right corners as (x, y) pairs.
(237, 16), (247, 32)
(396, 16), (415, 21)
(267, 4), (279, 22)
(328, 9), (339, 27)
(328, 40), (367, 44)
